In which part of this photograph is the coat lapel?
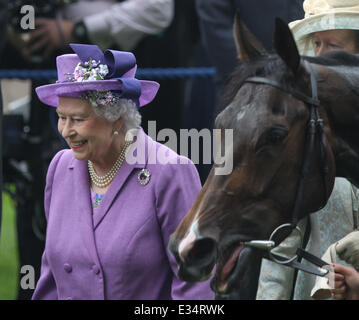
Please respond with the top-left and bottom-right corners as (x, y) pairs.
(92, 161), (137, 229)
(93, 128), (148, 229)
(72, 158), (102, 266)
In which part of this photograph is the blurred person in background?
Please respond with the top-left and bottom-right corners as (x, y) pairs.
(0, 0), (7, 53)
(195, 0), (304, 116)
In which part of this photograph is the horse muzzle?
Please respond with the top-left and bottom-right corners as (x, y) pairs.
(212, 246), (263, 299)
(169, 235), (217, 282)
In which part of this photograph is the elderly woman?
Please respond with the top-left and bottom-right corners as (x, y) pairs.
(256, 0), (359, 300)
(289, 0), (359, 56)
(32, 43), (213, 300)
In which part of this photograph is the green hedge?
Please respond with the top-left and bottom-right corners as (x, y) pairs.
(0, 189), (19, 300)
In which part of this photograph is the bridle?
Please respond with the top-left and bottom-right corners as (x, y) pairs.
(245, 61), (331, 270)
(211, 61), (332, 298)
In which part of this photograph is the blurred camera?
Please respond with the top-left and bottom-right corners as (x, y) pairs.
(7, 0), (77, 64)
(8, 0), (56, 33)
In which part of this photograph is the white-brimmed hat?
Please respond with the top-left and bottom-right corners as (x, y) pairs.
(289, 0), (359, 55)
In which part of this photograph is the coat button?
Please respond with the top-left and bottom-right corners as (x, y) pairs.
(92, 265), (100, 275)
(64, 263), (72, 273)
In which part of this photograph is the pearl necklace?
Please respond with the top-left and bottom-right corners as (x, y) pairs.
(88, 140), (132, 188)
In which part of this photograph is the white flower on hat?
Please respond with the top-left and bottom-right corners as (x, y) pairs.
(99, 64), (109, 77)
(69, 57), (110, 82)
(304, 0), (330, 16)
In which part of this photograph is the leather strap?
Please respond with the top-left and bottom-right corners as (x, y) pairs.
(296, 248), (328, 268)
(290, 216), (311, 300)
(242, 62), (332, 282)
(244, 62), (328, 231)
(245, 77), (320, 107)
(264, 247), (329, 278)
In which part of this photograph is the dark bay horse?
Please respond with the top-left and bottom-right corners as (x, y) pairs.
(169, 13), (359, 299)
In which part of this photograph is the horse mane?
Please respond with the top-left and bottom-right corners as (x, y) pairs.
(220, 54), (288, 113)
(220, 51), (359, 114)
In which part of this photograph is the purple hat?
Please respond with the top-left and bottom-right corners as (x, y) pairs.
(35, 43), (160, 108)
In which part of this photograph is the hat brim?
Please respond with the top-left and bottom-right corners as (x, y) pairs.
(289, 12), (359, 55)
(35, 79), (160, 108)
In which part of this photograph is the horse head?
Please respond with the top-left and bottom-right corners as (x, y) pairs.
(169, 12), (359, 299)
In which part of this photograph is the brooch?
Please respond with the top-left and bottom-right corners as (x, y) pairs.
(138, 169), (151, 186)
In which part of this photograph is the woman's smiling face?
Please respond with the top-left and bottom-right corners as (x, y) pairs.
(57, 97), (117, 164)
(313, 29), (358, 56)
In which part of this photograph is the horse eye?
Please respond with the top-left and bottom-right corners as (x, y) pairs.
(266, 130), (287, 144)
(255, 128), (288, 154)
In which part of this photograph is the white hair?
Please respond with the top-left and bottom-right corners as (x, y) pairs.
(92, 98), (142, 130)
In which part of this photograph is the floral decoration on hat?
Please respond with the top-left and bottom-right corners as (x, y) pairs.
(63, 56), (123, 107)
(304, 0), (330, 16)
(72, 58), (109, 82)
(35, 43), (160, 108)
(84, 90), (123, 108)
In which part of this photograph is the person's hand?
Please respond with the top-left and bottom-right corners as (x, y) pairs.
(24, 18), (76, 59)
(336, 230), (359, 268)
(331, 264), (359, 300)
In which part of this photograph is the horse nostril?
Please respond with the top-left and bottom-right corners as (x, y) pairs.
(177, 237), (218, 282)
(186, 237), (217, 267)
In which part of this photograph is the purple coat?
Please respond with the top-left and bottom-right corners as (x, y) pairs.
(32, 128), (213, 300)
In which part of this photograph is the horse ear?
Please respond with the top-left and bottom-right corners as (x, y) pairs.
(233, 10), (266, 62)
(273, 18), (301, 74)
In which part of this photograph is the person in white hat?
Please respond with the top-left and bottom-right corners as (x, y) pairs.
(289, 0), (359, 56)
(256, 0), (359, 300)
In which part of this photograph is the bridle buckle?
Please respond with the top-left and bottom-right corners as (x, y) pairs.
(268, 223), (303, 265)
